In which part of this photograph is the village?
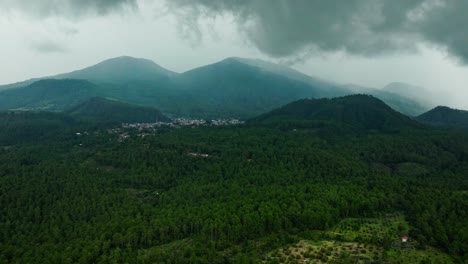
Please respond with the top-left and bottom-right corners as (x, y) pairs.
(98, 118), (245, 142)
(122, 118), (244, 130)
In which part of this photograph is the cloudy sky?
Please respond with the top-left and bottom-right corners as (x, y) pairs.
(1, 0), (467, 109)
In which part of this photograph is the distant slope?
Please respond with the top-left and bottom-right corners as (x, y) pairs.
(169, 58), (349, 118)
(230, 57), (349, 97)
(66, 97), (170, 123)
(416, 106), (468, 128)
(343, 84), (430, 116)
(383, 82), (438, 105)
(0, 56), (176, 90)
(251, 94), (420, 131)
(0, 79), (99, 111)
(383, 82), (427, 99)
(0, 111), (82, 145)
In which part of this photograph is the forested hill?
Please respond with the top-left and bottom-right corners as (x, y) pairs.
(0, 79), (98, 112)
(250, 94), (421, 131)
(417, 106), (468, 128)
(66, 97), (171, 124)
(0, 111), (83, 145)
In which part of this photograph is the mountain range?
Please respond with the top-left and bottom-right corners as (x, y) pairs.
(0, 56), (435, 119)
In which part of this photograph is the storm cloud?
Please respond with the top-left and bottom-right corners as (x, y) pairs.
(0, 0), (136, 17)
(165, 0), (468, 63)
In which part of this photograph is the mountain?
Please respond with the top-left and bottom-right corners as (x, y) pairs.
(0, 79), (99, 111)
(0, 56), (176, 90)
(0, 56), (432, 118)
(168, 58), (329, 118)
(167, 57), (357, 118)
(251, 94), (420, 131)
(66, 97), (171, 123)
(416, 106), (468, 128)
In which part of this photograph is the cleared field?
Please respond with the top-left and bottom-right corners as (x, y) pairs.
(263, 214), (453, 263)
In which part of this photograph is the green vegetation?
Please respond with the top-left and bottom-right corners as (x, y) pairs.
(66, 97), (170, 124)
(417, 106), (468, 128)
(250, 95), (421, 133)
(0, 100), (467, 263)
(0, 79), (99, 112)
(0, 111), (85, 145)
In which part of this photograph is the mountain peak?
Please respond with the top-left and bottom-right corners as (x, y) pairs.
(96, 56), (159, 66)
(53, 56), (176, 83)
(433, 105), (456, 111)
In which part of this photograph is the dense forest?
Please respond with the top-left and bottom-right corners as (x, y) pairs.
(0, 106), (467, 263)
(417, 106), (468, 128)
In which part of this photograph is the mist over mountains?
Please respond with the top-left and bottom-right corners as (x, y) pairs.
(0, 56), (436, 119)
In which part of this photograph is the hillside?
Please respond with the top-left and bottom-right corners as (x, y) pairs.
(0, 79), (99, 111)
(169, 58), (330, 118)
(417, 106), (468, 128)
(228, 57), (349, 97)
(251, 94), (420, 131)
(66, 97), (171, 123)
(0, 57), (433, 118)
(0, 56), (176, 90)
(0, 111), (82, 145)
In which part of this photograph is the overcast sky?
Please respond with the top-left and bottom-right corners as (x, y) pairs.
(1, 0), (467, 109)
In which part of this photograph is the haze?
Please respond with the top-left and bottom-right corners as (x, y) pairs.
(1, 0), (467, 109)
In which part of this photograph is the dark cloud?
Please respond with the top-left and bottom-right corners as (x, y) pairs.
(0, 0), (136, 17)
(165, 0), (468, 63)
(30, 41), (67, 54)
(416, 0), (468, 63)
